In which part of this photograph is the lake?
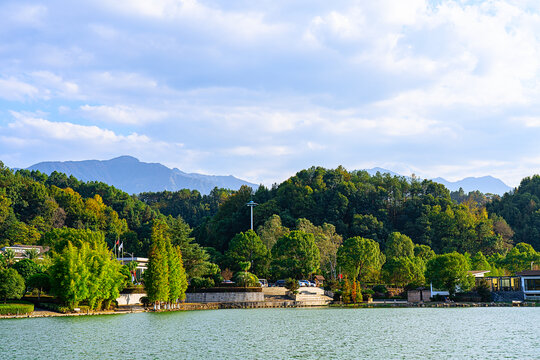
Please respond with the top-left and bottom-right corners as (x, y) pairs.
(1, 307), (538, 359)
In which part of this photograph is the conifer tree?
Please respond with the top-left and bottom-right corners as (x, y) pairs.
(144, 220), (170, 308)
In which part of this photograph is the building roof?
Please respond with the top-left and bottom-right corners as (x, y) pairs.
(516, 270), (540, 277)
(468, 270), (490, 277)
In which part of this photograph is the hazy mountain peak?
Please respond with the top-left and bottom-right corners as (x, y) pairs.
(27, 156), (257, 195)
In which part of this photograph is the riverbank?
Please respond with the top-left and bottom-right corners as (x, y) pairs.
(1, 299), (537, 319)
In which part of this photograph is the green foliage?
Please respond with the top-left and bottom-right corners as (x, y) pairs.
(382, 257), (425, 286)
(0, 268), (26, 302)
(233, 271), (260, 287)
(144, 220), (188, 303)
(337, 236), (385, 282)
(226, 230), (269, 276)
(502, 243), (540, 274)
(168, 216), (211, 278)
(426, 252), (474, 296)
(0, 303), (34, 315)
(48, 231), (125, 309)
(296, 218), (342, 281)
(385, 232), (414, 259)
(413, 244), (435, 262)
(189, 276), (215, 290)
(285, 278), (299, 293)
(470, 251), (491, 271)
(144, 221), (170, 303)
(13, 259), (40, 284)
(257, 214), (290, 250)
(271, 230), (320, 279)
(372, 285), (388, 294)
(488, 175), (540, 250)
(27, 273), (51, 298)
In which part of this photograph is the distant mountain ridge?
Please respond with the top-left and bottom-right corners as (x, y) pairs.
(27, 156), (258, 195)
(364, 168), (512, 195)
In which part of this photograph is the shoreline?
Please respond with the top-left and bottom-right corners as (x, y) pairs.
(1, 300), (537, 319)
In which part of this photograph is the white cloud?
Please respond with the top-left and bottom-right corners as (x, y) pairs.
(0, 77), (39, 101)
(7, 111), (149, 143)
(80, 104), (169, 125)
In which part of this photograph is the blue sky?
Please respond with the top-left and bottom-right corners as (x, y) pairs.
(2, 0), (540, 187)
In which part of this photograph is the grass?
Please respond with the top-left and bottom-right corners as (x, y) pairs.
(0, 302), (34, 315)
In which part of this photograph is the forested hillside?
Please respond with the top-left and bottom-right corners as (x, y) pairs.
(2, 162), (539, 285)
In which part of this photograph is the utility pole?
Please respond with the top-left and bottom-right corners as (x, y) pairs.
(246, 200), (258, 230)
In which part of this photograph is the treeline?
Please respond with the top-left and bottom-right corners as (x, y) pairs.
(191, 167), (515, 256)
(3, 162), (540, 288)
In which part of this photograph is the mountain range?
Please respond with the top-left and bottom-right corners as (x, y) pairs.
(24, 157), (513, 196)
(27, 156), (258, 195)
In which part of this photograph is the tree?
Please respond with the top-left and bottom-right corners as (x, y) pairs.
(413, 244), (435, 262)
(13, 259), (40, 285)
(48, 231), (125, 309)
(470, 251), (491, 271)
(0, 268), (25, 302)
(2, 249), (16, 267)
(385, 232), (414, 259)
(426, 252), (473, 296)
(226, 230), (269, 276)
(271, 230), (320, 279)
(382, 257), (425, 286)
(503, 243), (540, 274)
(337, 237), (385, 282)
(257, 214), (290, 250)
(144, 221), (170, 307)
(27, 273), (51, 300)
(296, 218), (342, 280)
(168, 216), (210, 278)
(24, 248), (40, 260)
(167, 240), (188, 304)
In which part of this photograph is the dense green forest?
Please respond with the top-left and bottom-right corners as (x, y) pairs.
(2, 162), (540, 289)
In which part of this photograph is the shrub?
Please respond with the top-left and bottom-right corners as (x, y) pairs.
(431, 294), (446, 302)
(285, 278), (299, 293)
(0, 303), (34, 315)
(372, 285), (388, 294)
(140, 296), (150, 307)
(233, 271), (260, 287)
(0, 268), (25, 302)
(190, 277), (215, 290)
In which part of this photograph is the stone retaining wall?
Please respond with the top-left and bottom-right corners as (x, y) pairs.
(186, 292), (264, 303)
(117, 293), (146, 305)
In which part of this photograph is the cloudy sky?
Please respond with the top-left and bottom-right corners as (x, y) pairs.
(2, 0), (540, 186)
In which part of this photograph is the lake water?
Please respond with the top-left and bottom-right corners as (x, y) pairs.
(1, 307), (538, 359)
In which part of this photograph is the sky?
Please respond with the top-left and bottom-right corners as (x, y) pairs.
(2, 0), (540, 187)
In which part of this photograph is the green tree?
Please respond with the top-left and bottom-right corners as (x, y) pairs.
(13, 259), (40, 285)
(226, 230), (269, 276)
(144, 220), (170, 307)
(337, 237), (385, 282)
(413, 244), (435, 262)
(271, 230), (320, 279)
(0, 268), (25, 302)
(426, 252), (473, 296)
(503, 243), (540, 274)
(385, 232), (414, 259)
(470, 251), (491, 271)
(48, 231), (125, 309)
(27, 273), (51, 300)
(296, 218), (342, 280)
(167, 240), (188, 304)
(382, 257), (425, 286)
(2, 249), (16, 267)
(168, 216), (210, 278)
(257, 214), (290, 250)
